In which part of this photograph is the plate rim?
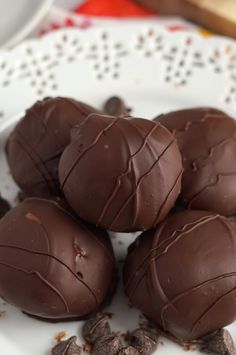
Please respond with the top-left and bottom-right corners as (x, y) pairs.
(1, 22), (236, 355)
(1, 0), (54, 49)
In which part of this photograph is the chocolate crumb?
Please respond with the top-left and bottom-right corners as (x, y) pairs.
(82, 343), (92, 353)
(119, 346), (140, 354)
(138, 315), (155, 330)
(128, 328), (159, 355)
(82, 312), (111, 344)
(103, 96), (129, 117)
(201, 329), (235, 355)
(54, 331), (66, 343)
(0, 196), (10, 218)
(93, 333), (123, 355)
(138, 315), (201, 350)
(82, 344), (92, 354)
(52, 336), (81, 355)
(182, 342), (198, 352)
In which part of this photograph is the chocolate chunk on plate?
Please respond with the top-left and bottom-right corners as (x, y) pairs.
(52, 336), (81, 355)
(93, 333), (123, 355)
(201, 329), (235, 355)
(119, 346), (140, 354)
(128, 328), (159, 355)
(82, 312), (111, 344)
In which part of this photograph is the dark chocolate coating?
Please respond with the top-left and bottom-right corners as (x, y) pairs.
(6, 97), (98, 198)
(0, 198), (115, 319)
(0, 196), (10, 218)
(157, 108), (236, 215)
(124, 210), (236, 341)
(103, 96), (129, 116)
(59, 114), (183, 232)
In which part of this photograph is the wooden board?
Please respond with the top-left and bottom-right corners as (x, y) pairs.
(135, 0), (236, 38)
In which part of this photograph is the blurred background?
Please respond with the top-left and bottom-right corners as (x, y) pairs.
(1, 0), (235, 49)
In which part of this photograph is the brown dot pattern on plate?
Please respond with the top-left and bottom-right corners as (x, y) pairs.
(0, 27), (236, 119)
(134, 28), (164, 59)
(85, 31), (128, 80)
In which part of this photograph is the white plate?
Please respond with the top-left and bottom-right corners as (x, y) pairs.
(0, 0), (53, 48)
(0, 25), (236, 355)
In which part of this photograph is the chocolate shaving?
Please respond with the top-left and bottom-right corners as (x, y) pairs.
(118, 346), (140, 354)
(128, 328), (159, 355)
(52, 336), (81, 355)
(82, 312), (111, 344)
(93, 333), (123, 355)
(201, 329), (235, 355)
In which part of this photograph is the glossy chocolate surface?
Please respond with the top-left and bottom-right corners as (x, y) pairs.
(157, 108), (236, 215)
(6, 97), (98, 198)
(59, 114), (183, 232)
(0, 198), (115, 319)
(124, 210), (236, 341)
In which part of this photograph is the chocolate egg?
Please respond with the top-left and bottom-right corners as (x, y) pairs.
(59, 114), (183, 232)
(157, 108), (236, 215)
(124, 210), (236, 341)
(6, 97), (98, 198)
(0, 198), (115, 320)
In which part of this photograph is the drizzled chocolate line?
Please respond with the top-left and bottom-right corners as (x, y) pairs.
(191, 136), (236, 172)
(125, 119), (161, 228)
(126, 119), (164, 229)
(43, 151), (63, 164)
(96, 122), (161, 226)
(60, 114), (182, 231)
(29, 105), (61, 141)
(190, 285), (236, 333)
(46, 199), (114, 264)
(160, 272), (236, 331)
(124, 210), (236, 341)
(15, 129), (60, 193)
(153, 168), (184, 227)
(63, 97), (96, 118)
(76, 221), (114, 264)
(61, 117), (120, 189)
(171, 111), (226, 136)
(149, 215), (220, 322)
(0, 244), (98, 306)
(11, 136), (58, 196)
(187, 171), (236, 208)
(7, 97), (99, 198)
(25, 210), (99, 304)
(109, 139), (176, 230)
(127, 215), (219, 306)
(125, 214), (218, 296)
(0, 261), (69, 312)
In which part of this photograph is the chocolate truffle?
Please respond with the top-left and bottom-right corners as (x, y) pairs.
(124, 210), (236, 341)
(157, 108), (236, 215)
(0, 198), (115, 320)
(6, 97), (98, 198)
(59, 114), (183, 232)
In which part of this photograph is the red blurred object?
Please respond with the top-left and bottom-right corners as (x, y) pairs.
(167, 24), (189, 31)
(65, 17), (76, 27)
(74, 0), (155, 17)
